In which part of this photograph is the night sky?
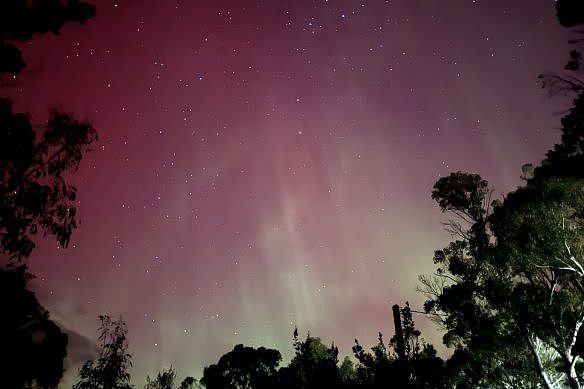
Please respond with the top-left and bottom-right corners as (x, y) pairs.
(3, 0), (574, 385)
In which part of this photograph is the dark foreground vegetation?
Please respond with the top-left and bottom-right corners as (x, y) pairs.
(2, 0), (584, 388)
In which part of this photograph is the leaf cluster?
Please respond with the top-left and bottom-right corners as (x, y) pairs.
(73, 315), (133, 389)
(0, 98), (97, 261)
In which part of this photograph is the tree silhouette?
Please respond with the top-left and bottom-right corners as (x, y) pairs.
(0, 2), (96, 388)
(350, 307), (444, 389)
(351, 333), (394, 387)
(0, 0), (97, 263)
(73, 315), (132, 389)
(556, 0), (584, 28)
(276, 330), (341, 388)
(201, 344), (281, 389)
(423, 166), (584, 389)
(493, 178), (584, 388)
(0, 98), (97, 261)
(143, 367), (201, 389)
(145, 366), (177, 389)
(339, 356), (356, 385)
(389, 303), (421, 360)
(178, 376), (199, 389)
(0, 265), (68, 388)
(423, 172), (556, 387)
(0, 0), (95, 73)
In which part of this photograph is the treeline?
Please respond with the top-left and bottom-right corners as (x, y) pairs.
(71, 303), (442, 388)
(2, 0), (584, 388)
(195, 303), (445, 388)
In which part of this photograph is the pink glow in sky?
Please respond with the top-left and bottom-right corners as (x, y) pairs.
(3, 0), (572, 384)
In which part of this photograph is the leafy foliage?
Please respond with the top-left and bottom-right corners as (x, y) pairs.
(199, 317), (444, 389)
(145, 366), (177, 389)
(144, 366), (201, 389)
(422, 164), (584, 389)
(178, 376), (199, 389)
(0, 2), (95, 388)
(0, 0), (97, 263)
(277, 330), (341, 388)
(73, 315), (132, 389)
(201, 344), (281, 389)
(350, 305), (445, 389)
(0, 98), (98, 261)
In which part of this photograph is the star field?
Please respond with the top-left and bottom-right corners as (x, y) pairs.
(3, 0), (572, 384)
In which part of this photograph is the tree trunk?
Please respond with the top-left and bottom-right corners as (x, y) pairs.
(526, 335), (554, 389)
(562, 353), (581, 389)
(568, 367), (581, 389)
(563, 311), (584, 389)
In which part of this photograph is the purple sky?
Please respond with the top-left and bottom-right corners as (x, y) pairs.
(3, 0), (573, 385)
